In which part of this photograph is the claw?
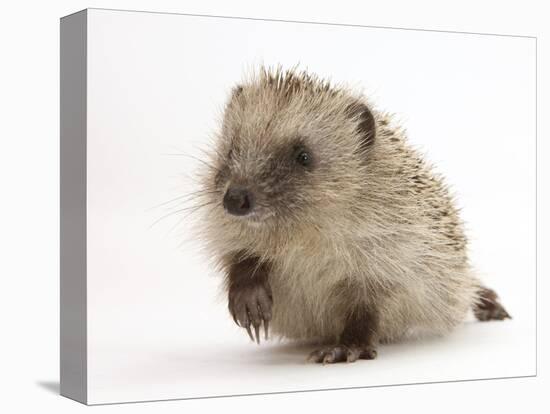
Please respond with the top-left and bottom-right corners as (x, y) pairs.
(307, 350), (322, 363)
(245, 323), (254, 342)
(308, 345), (371, 364)
(307, 349), (326, 363)
(346, 348), (360, 363)
(322, 352), (334, 365)
(229, 285), (273, 344)
(361, 348), (378, 360)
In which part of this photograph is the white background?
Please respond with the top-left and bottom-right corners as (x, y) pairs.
(0, 0), (548, 413)
(85, 8), (536, 404)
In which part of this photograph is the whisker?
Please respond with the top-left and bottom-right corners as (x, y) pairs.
(147, 189), (220, 211)
(149, 200), (217, 228)
(166, 211), (189, 237)
(159, 193), (218, 213)
(197, 146), (224, 164)
(175, 202), (220, 249)
(161, 152), (222, 174)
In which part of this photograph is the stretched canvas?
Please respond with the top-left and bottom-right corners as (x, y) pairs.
(60, 8), (536, 405)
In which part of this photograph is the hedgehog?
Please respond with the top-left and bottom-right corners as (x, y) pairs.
(197, 67), (510, 364)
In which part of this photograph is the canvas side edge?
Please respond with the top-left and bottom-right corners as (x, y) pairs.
(60, 9), (88, 405)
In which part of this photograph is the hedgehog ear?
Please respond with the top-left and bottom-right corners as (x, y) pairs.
(347, 102), (376, 149)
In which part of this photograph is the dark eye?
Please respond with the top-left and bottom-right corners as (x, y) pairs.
(296, 150), (312, 167)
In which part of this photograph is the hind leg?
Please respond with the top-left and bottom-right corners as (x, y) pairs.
(473, 287), (511, 321)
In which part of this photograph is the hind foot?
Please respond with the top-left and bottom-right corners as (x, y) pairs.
(474, 287), (511, 321)
(308, 345), (378, 364)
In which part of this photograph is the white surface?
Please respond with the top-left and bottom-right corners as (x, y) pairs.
(0, 0), (548, 413)
(84, 8), (535, 404)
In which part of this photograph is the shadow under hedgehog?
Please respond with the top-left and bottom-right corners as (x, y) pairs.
(198, 67), (510, 364)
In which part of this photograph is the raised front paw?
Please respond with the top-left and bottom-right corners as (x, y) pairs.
(228, 281), (272, 343)
(308, 344), (378, 364)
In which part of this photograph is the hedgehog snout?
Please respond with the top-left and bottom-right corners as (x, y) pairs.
(223, 186), (255, 216)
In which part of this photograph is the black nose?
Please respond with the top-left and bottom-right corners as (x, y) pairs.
(223, 187), (254, 216)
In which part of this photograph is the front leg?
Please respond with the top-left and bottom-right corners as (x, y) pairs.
(226, 253), (272, 344)
(309, 305), (379, 364)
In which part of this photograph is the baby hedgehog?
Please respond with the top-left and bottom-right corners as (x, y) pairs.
(199, 67), (510, 363)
